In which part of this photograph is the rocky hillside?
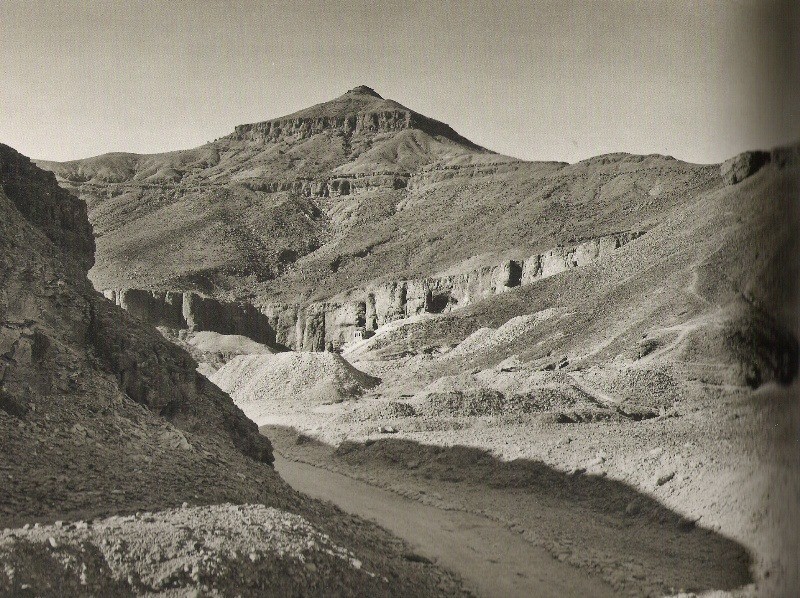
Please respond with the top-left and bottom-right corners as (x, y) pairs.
(39, 86), (738, 351)
(33, 87), (799, 383)
(348, 152), (799, 391)
(36, 86), (517, 295)
(0, 143), (466, 595)
(257, 150), (799, 596)
(1, 142), (273, 469)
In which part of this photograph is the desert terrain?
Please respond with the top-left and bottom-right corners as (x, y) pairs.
(2, 84), (796, 596)
(0, 142), (467, 596)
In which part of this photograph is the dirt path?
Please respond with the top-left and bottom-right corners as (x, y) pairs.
(274, 454), (617, 598)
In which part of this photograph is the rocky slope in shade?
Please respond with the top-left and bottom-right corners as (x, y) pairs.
(0, 502), (466, 597)
(0, 505), (384, 596)
(1, 141), (273, 497)
(1, 140), (94, 274)
(0, 143), (468, 596)
(102, 230), (644, 351)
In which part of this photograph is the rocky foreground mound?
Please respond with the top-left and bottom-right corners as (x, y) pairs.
(212, 352), (380, 425)
(0, 143), (465, 595)
(0, 504), (442, 596)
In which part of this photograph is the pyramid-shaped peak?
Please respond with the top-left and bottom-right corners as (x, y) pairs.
(232, 86), (486, 153)
(346, 85), (382, 98)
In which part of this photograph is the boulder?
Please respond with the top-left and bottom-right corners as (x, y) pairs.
(720, 151), (770, 185)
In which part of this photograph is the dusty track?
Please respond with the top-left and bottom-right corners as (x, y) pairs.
(274, 453), (616, 598)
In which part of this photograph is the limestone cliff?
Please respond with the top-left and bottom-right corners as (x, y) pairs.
(105, 231), (643, 351)
(232, 85), (483, 151)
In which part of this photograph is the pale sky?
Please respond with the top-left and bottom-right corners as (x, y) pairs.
(1, 0), (797, 164)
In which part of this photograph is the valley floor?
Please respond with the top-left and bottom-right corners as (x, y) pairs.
(261, 379), (799, 597)
(274, 454), (615, 598)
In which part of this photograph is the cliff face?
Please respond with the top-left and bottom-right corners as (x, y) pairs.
(234, 110), (416, 143)
(102, 288), (278, 346)
(0, 143), (273, 471)
(105, 231), (643, 351)
(0, 144), (94, 274)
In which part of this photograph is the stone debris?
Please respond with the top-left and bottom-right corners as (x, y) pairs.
(654, 471), (676, 487)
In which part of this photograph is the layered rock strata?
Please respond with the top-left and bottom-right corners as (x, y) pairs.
(0, 142), (274, 467)
(106, 231), (643, 351)
(232, 86), (478, 150)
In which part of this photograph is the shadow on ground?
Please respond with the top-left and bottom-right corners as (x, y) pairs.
(266, 424), (753, 594)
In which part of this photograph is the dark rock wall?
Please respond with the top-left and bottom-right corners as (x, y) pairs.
(0, 143), (273, 465)
(0, 144), (95, 273)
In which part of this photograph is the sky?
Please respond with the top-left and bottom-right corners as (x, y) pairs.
(1, 0), (797, 164)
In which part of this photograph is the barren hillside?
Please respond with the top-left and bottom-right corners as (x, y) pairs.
(39, 87), (730, 353)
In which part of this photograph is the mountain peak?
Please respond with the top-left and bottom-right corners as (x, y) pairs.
(346, 85), (382, 98)
(226, 86), (492, 158)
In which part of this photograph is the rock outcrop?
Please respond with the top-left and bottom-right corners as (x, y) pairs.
(0, 143), (95, 274)
(242, 171), (410, 197)
(720, 143), (799, 185)
(720, 151), (771, 185)
(106, 231), (643, 351)
(103, 288), (279, 346)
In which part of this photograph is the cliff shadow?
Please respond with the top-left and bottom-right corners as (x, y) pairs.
(266, 425), (753, 595)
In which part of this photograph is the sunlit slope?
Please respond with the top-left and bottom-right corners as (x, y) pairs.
(353, 161), (798, 391)
(37, 87), (719, 303)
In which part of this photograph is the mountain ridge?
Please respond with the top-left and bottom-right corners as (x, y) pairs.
(32, 89), (795, 327)
(37, 86), (512, 187)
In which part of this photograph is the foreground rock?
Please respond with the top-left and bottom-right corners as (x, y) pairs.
(0, 504), (455, 596)
(720, 150), (771, 185)
(0, 142), (273, 475)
